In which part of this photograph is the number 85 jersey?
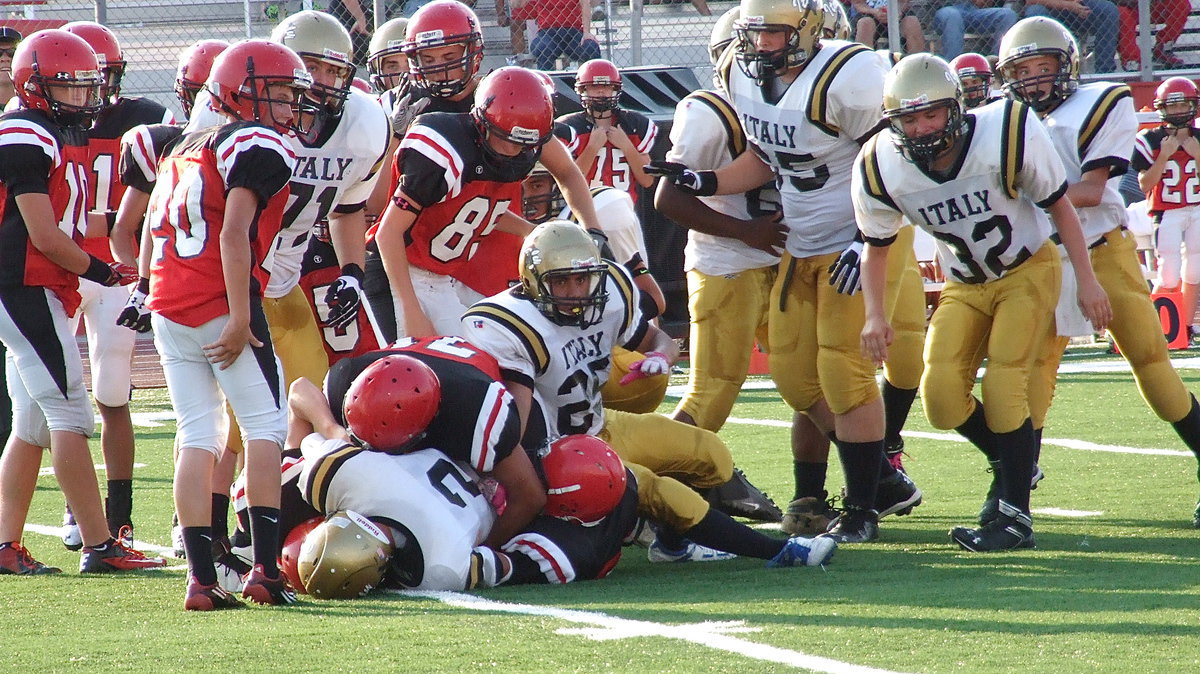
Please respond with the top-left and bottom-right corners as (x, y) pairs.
(853, 100), (1068, 284)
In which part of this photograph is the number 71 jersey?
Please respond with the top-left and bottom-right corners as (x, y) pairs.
(853, 100), (1068, 284)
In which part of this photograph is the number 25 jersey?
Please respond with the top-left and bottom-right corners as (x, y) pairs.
(853, 100), (1068, 284)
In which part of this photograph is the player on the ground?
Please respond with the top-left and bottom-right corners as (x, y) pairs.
(856, 53), (1110, 551)
(998, 17), (1200, 529)
(0, 29), (164, 576)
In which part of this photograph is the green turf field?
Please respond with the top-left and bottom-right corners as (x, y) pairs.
(3, 346), (1199, 672)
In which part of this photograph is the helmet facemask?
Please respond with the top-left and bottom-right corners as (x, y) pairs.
(406, 39), (482, 98)
(1158, 97), (1197, 129)
(473, 103), (548, 182)
(522, 170), (564, 223)
(532, 265), (610, 328)
(30, 63), (104, 130)
(97, 57), (124, 104)
(999, 51), (1076, 113)
(577, 83), (620, 120)
(959, 73), (992, 109)
(298, 53), (354, 120)
(889, 99), (966, 165)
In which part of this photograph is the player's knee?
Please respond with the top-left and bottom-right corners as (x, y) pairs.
(922, 389), (969, 430)
(1183, 252), (1200, 285)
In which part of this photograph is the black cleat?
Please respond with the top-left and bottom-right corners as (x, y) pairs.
(79, 539), (167, 573)
(704, 468), (783, 523)
(820, 506), (879, 543)
(876, 470), (922, 518)
(952, 501), (1035, 551)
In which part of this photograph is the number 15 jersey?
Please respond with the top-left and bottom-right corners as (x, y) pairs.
(853, 100), (1068, 284)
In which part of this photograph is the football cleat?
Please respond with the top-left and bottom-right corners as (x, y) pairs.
(79, 539), (168, 573)
(0, 542), (62, 575)
(61, 507), (82, 551)
(981, 463), (1044, 525)
(952, 501), (1035, 552)
(116, 524), (135, 549)
(885, 438), (906, 473)
(622, 517), (657, 548)
(766, 535), (837, 568)
(170, 512), (185, 558)
(213, 537), (252, 593)
(647, 539), (737, 563)
(704, 468), (783, 523)
(1030, 464), (1045, 490)
(241, 565), (298, 605)
(875, 470), (922, 518)
(185, 576), (245, 611)
(820, 506), (879, 544)
(781, 495), (840, 536)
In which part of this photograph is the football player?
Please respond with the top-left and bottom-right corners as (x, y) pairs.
(0, 26), (19, 106)
(554, 59), (658, 204)
(366, 17), (409, 95)
(0, 29), (164, 575)
(462, 222), (834, 563)
(856, 54), (1109, 551)
(57, 21), (175, 549)
(999, 18), (1200, 529)
(948, 52), (996, 110)
(131, 39), (311, 609)
(369, 66), (602, 342)
(1133, 77), (1200, 343)
(649, 0), (918, 543)
(294, 220), (381, 367)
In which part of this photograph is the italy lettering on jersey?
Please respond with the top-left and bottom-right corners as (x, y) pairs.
(727, 39), (886, 257)
(666, 88), (781, 276)
(461, 262), (644, 438)
(267, 89), (390, 299)
(385, 112), (522, 279)
(0, 109), (90, 314)
(562, 186), (649, 272)
(298, 234), (382, 365)
(298, 438), (495, 591)
(1132, 124), (1200, 214)
(1040, 82), (1135, 242)
(555, 109), (658, 203)
(144, 122), (296, 326)
(323, 336), (516, 473)
(853, 100), (1067, 284)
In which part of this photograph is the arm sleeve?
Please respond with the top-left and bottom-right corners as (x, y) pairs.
(1079, 94), (1136, 177)
(216, 127), (296, 203)
(397, 122), (460, 207)
(1130, 130), (1156, 173)
(664, 98), (728, 169)
(827, 52), (888, 142)
(0, 139), (54, 196)
(851, 149), (904, 242)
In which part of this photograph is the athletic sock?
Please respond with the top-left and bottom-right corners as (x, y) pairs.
(211, 493), (231, 542)
(956, 399), (998, 461)
(882, 380), (918, 446)
(105, 479), (133, 534)
(1171, 395), (1200, 460)
(995, 419), (1036, 513)
(792, 461), (828, 502)
(182, 526), (217, 586)
(247, 506), (281, 576)
(834, 439), (884, 510)
(682, 508), (783, 560)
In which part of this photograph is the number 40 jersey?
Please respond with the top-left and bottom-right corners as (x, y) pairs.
(853, 100), (1069, 284)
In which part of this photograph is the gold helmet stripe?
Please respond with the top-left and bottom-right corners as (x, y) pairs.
(463, 303), (551, 375)
(1077, 85), (1131, 158)
(808, 43), (873, 137)
(1001, 99), (1029, 200)
(687, 90), (746, 158)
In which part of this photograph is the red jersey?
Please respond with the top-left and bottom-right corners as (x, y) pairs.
(297, 233), (381, 365)
(1132, 124), (1200, 214)
(0, 109), (91, 315)
(371, 112), (525, 280)
(554, 109), (658, 203)
(144, 122), (296, 327)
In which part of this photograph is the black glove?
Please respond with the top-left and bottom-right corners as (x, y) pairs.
(323, 264), (364, 330)
(587, 228), (616, 261)
(82, 256), (136, 287)
(827, 238), (864, 296)
(116, 278), (152, 333)
(644, 160), (719, 197)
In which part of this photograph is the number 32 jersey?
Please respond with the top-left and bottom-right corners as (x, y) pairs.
(853, 100), (1068, 284)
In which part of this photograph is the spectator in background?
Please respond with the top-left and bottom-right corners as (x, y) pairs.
(1116, 0), (1187, 69)
(0, 26), (20, 107)
(850, 0), (926, 53)
(511, 0), (601, 70)
(933, 0), (1017, 60)
(1023, 0), (1118, 73)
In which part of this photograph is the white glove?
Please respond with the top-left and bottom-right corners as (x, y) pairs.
(620, 351), (671, 385)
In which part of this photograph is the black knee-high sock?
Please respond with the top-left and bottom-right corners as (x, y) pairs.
(183, 526), (217, 586)
(956, 399), (998, 461)
(248, 506), (281, 575)
(105, 479), (133, 534)
(792, 462), (828, 502)
(1033, 427), (1043, 466)
(1171, 395), (1200, 465)
(211, 493), (231, 542)
(995, 419), (1036, 513)
(882, 380), (918, 446)
(682, 508), (784, 560)
(834, 439), (884, 510)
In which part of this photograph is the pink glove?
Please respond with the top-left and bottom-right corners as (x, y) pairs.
(619, 351), (671, 386)
(480, 477), (508, 517)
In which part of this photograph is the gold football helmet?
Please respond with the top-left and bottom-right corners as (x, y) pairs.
(734, 0), (824, 85)
(882, 53), (966, 163)
(821, 0), (850, 40)
(368, 17), (410, 92)
(996, 16), (1079, 112)
(298, 510), (393, 599)
(270, 10), (355, 116)
(709, 7), (741, 66)
(519, 221), (609, 328)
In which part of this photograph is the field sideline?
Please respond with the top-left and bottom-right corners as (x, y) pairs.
(3, 345), (1200, 672)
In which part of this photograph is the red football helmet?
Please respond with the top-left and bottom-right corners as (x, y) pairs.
(62, 21), (124, 102)
(343, 354), (442, 453)
(949, 52), (993, 110)
(351, 76), (372, 93)
(402, 0), (484, 98)
(12, 29), (103, 130)
(542, 435), (627, 526)
(575, 59), (622, 119)
(175, 39), (229, 117)
(206, 39), (312, 134)
(473, 66), (554, 177)
(280, 516), (324, 594)
(1155, 77), (1200, 129)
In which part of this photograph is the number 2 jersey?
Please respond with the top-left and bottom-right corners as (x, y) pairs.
(1132, 123), (1200, 215)
(140, 122), (296, 326)
(726, 39), (887, 257)
(853, 100), (1068, 284)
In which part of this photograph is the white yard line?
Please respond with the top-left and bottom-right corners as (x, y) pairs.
(401, 590), (904, 674)
(23, 523), (181, 559)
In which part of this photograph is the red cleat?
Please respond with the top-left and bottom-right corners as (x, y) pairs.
(241, 565), (298, 605)
(79, 539), (167, 573)
(185, 576), (245, 611)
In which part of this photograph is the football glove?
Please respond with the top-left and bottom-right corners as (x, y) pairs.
(619, 351), (671, 385)
(587, 228), (616, 261)
(323, 264), (364, 330)
(82, 256), (137, 287)
(390, 85), (431, 138)
(827, 238), (864, 296)
(644, 160), (718, 197)
(116, 278), (152, 333)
